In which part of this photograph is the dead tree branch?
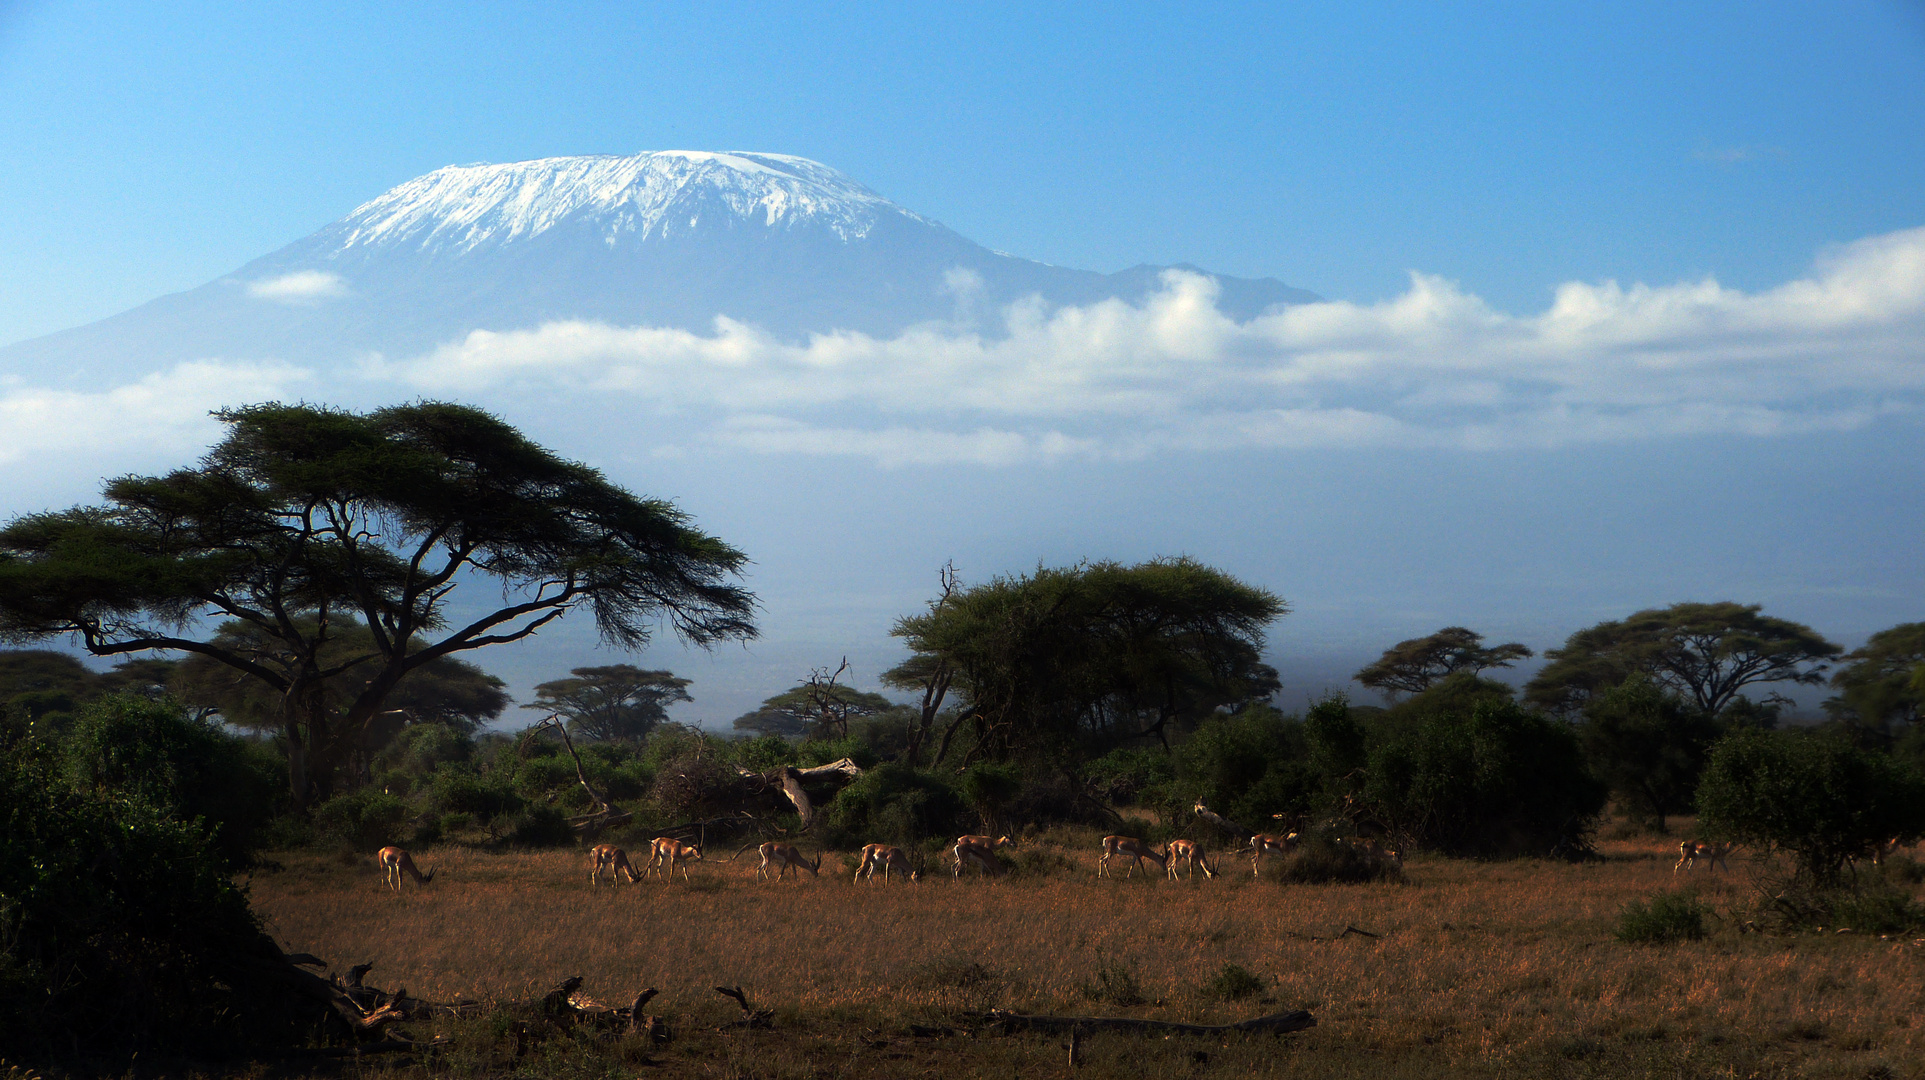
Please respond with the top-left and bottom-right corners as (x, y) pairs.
(987, 1008), (1316, 1037)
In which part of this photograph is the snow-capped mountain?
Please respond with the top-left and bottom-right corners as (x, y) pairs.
(2, 152), (1317, 384)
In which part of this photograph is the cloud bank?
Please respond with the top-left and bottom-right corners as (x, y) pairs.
(363, 225), (1925, 462)
(7, 226), (1925, 470)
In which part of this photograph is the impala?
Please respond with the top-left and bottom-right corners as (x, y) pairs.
(1164, 838), (1216, 880)
(1098, 835), (1168, 879)
(648, 837), (703, 882)
(377, 846), (434, 893)
(756, 842), (821, 882)
(952, 841), (1007, 878)
(855, 843), (919, 882)
(1249, 833), (1298, 879)
(1674, 840), (1735, 874)
(588, 843), (639, 886)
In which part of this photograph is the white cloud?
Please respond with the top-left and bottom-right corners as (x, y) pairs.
(366, 225), (1925, 462)
(246, 270), (349, 303)
(0, 360), (310, 468)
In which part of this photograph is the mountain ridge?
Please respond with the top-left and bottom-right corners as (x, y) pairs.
(1, 151), (1319, 386)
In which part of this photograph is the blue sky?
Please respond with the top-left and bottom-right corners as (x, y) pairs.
(3, 2), (1923, 344)
(2, 2), (1923, 722)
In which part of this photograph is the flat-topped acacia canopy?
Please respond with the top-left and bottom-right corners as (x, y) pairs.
(0, 401), (757, 805)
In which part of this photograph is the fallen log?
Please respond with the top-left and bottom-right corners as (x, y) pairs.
(986, 1008), (1315, 1037)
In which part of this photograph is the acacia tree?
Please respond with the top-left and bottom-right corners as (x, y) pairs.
(524, 664), (692, 742)
(889, 557), (1285, 766)
(732, 678), (899, 740)
(1524, 602), (1840, 718)
(1354, 626), (1533, 699)
(1825, 623), (1925, 733)
(0, 402), (756, 806)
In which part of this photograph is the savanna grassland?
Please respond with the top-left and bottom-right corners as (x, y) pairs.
(246, 826), (1925, 1080)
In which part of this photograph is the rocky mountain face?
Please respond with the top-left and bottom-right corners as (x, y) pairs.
(2, 151), (1316, 385)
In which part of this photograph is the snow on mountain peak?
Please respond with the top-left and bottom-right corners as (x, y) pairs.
(328, 151), (923, 254)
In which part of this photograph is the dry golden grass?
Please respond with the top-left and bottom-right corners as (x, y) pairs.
(246, 826), (1925, 1079)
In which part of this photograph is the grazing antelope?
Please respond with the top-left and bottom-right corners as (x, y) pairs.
(1871, 837), (1904, 867)
(1098, 835), (1168, 879)
(1674, 840), (1735, 874)
(1249, 833), (1298, 879)
(588, 844), (639, 886)
(855, 843), (919, 882)
(756, 842), (821, 882)
(648, 837), (704, 882)
(956, 834), (1014, 853)
(1164, 839), (1216, 880)
(952, 841), (1007, 878)
(377, 846), (434, 893)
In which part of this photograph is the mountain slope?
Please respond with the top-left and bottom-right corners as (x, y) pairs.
(1, 151), (1318, 385)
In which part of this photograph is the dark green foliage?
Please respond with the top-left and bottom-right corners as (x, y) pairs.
(311, 788), (411, 851)
(0, 401), (756, 807)
(1175, 702), (1318, 827)
(1203, 963), (1266, 1001)
(430, 769), (524, 820)
(1825, 623), (1925, 736)
(59, 693), (284, 868)
(0, 648), (99, 733)
(0, 733), (306, 1064)
(1304, 693), (1368, 795)
(1696, 727), (1925, 885)
(1083, 745), (1176, 806)
(958, 761), (1023, 831)
(1280, 833), (1404, 883)
(1526, 602), (1840, 718)
(1355, 627), (1532, 697)
(825, 763), (970, 848)
(1364, 692), (1606, 857)
(1615, 889), (1709, 944)
(508, 804), (577, 847)
(1578, 676), (1722, 832)
(525, 664), (692, 742)
(890, 557), (1285, 764)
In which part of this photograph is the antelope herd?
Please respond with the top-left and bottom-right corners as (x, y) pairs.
(373, 828), (1428, 894)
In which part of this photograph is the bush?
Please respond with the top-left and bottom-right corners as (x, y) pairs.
(1203, 963), (1266, 1001)
(311, 789), (411, 852)
(1280, 833), (1403, 884)
(1615, 889), (1709, 944)
(1365, 695), (1606, 857)
(431, 770), (523, 819)
(1176, 703), (1319, 826)
(508, 804), (577, 848)
(59, 693), (283, 868)
(1697, 728), (1925, 885)
(0, 734), (310, 1064)
(825, 764), (970, 848)
(1081, 962), (1147, 1007)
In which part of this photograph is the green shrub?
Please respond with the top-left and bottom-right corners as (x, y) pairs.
(1365, 693), (1606, 857)
(509, 804), (577, 848)
(431, 769), (523, 819)
(1616, 889), (1709, 944)
(311, 789), (411, 851)
(1081, 962), (1147, 1007)
(1204, 963), (1266, 1001)
(59, 693), (283, 868)
(1697, 728), (1925, 885)
(1281, 833), (1403, 884)
(0, 734), (311, 1064)
(825, 764), (969, 848)
(1828, 887), (1925, 934)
